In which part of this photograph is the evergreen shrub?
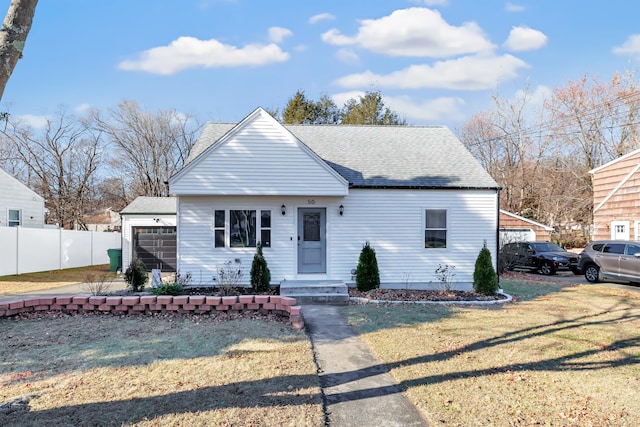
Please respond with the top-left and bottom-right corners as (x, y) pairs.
(124, 258), (148, 292)
(250, 242), (271, 292)
(356, 242), (380, 292)
(473, 241), (499, 295)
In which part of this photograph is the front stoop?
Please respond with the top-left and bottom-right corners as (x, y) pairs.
(280, 280), (349, 305)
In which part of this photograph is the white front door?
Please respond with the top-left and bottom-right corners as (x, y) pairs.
(297, 208), (326, 273)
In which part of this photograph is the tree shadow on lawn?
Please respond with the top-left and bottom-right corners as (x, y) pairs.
(329, 299), (640, 403)
(0, 374), (322, 426)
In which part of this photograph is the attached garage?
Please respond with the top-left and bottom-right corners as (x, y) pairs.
(120, 197), (177, 272)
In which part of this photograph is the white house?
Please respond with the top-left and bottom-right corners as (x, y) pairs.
(120, 196), (177, 272)
(0, 167), (45, 228)
(168, 108), (500, 291)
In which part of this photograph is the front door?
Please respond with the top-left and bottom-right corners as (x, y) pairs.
(297, 208), (326, 273)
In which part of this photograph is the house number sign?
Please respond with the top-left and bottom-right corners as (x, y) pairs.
(307, 199), (316, 204)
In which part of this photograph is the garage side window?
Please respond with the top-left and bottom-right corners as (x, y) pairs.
(214, 210), (225, 248)
(425, 209), (447, 248)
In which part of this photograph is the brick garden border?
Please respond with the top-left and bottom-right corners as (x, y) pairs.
(0, 295), (304, 329)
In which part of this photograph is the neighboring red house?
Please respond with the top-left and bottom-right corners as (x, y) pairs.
(499, 209), (554, 245)
(590, 149), (640, 241)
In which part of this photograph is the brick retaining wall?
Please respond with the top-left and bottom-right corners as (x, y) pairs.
(0, 295), (304, 329)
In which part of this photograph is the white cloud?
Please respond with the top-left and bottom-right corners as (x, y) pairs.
(384, 95), (465, 123)
(118, 36), (289, 75)
(309, 13), (335, 24)
(331, 91), (365, 107)
(268, 26), (293, 43)
(613, 34), (640, 58)
(504, 26), (548, 51)
(335, 48), (360, 64)
(514, 84), (552, 106)
(505, 2), (525, 12)
(334, 54), (529, 91)
(321, 7), (494, 58)
(15, 114), (49, 129)
(74, 103), (92, 114)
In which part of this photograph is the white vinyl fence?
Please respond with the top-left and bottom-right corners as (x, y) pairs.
(0, 227), (121, 276)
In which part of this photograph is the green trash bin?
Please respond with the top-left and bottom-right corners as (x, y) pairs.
(107, 248), (122, 272)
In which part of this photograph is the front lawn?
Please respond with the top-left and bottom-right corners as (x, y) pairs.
(342, 279), (640, 426)
(0, 265), (117, 295)
(0, 314), (323, 426)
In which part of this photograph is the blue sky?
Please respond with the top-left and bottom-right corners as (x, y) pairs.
(3, 0), (640, 130)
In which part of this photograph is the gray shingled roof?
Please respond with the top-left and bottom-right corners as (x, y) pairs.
(185, 123), (499, 189)
(119, 197), (177, 215)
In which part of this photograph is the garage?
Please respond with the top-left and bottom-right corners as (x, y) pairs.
(132, 226), (177, 272)
(119, 196), (177, 273)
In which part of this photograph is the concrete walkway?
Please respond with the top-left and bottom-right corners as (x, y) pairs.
(303, 304), (428, 426)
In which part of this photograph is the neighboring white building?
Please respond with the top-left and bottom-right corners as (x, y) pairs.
(168, 107), (500, 290)
(0, 167), (45, 228)
(120, 197), (177, 272)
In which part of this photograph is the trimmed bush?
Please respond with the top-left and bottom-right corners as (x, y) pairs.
(473, 242), (499, 295)
(150, 282), (184, 296)
(124, 258), (148, 292)
(356, 242), (380, 291)
(250, 242), (271, 292)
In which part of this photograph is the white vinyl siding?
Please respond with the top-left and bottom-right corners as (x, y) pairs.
(0, 168), (45, 228)
(176, 189), (498, 290)
(171, 111), (348, 196)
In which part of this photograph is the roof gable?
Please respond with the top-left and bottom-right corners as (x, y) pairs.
(170, 108), (349, 196)
(172, 109), (499, 192)
(0, 167), (44, 201)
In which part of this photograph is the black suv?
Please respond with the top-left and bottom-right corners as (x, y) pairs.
(578, 240), (640, 284)
(499, 241), (580, 275)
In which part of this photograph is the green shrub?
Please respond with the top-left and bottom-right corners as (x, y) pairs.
(356, 242), (380, 292)
(150, 282), (184, 296)
(473, 242), (499, 295)
(124, 258), (148, 292)
(250, 242), (271, 292)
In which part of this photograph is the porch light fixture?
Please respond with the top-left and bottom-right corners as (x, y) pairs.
(339, 204), (344, 216)
(281, 204), (286, 216)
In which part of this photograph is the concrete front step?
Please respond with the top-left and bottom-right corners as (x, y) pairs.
(280, 280), (349, 305)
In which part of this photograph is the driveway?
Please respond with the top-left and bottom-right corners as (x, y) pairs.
(523, 271), (640, 292)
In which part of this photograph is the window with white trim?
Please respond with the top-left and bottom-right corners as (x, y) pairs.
(425, 209), (446, 248)
(214, 209), (271, 248)
(8, 209), (21, 227)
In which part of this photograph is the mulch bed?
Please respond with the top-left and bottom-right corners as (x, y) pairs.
(349, 288), (507, 302)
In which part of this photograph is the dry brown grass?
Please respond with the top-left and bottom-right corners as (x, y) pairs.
(0, 314), (323, 426)
(0, 265), (117, 295)
(342, 280), (640, 426)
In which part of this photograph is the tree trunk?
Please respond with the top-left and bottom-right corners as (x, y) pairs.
(0, 0), (38, 101)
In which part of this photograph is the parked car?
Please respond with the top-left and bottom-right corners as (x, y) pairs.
(499, 241), (580, 275)
(578, 240), (640, 284)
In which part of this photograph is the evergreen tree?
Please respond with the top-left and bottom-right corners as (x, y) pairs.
(473, 241), (499, 295)
(356, 242), (380, 291)
(250, 242), (271, 292)
(341, 90), (406, 125)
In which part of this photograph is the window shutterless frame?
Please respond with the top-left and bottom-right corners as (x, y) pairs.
(424, 209), (447, 248)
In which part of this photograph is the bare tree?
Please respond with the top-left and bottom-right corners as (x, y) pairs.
(2, 109), (101, 229)
(92, 101), (201, 197)
(0, 0), (38, 101)
(458, 85), (551, 221)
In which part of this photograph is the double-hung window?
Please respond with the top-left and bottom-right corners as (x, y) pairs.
(425, 209), (447, 248)
(8, 209), (21, 227)
(214, 209), (271, 248)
